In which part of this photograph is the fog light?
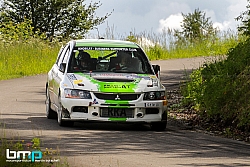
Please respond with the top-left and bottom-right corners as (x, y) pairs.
(92, 112), (98, 116)
(136, 112), (144, 118)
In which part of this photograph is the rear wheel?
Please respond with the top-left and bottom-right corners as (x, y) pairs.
(57, 96), (74, 127)
(45, 87), (57, 119)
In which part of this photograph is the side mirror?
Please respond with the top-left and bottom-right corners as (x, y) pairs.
(59, 63), (66, 73)
(152, 65), (160, 78)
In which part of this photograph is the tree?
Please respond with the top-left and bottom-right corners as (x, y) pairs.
(0, 19), (45, 41)
(235, 0), (250, 36)
(0, 0), (112, 40)
(175, 8), (216, 43)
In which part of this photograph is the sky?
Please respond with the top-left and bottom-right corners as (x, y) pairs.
(86, 0), (248, 37)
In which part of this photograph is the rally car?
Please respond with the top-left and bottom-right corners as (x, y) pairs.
(45, 39), (168, 130)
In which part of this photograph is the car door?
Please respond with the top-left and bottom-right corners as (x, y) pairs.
(51, 43), (71, 107)
(48, 45), (64, 105)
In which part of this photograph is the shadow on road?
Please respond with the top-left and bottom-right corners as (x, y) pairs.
(2, 115), (250, 164)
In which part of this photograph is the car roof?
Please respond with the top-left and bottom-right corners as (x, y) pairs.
(74, 39), (139, 48)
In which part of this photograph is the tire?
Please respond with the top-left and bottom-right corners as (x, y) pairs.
(151, 121), (167, 131)
(45, 87), (57, 119)
(151, 110), (167, 131)
(57, 95), (74, 127)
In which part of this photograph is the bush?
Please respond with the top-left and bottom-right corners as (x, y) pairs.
(182, 38), (250, 132)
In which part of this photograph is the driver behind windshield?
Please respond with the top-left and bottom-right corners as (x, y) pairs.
(75, 51), (91, 70)
(116, 51), (132, 70)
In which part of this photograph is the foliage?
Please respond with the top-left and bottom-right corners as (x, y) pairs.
(174, 8), (217, 44)
(182, 38), (250, 132)
(126, 31), (137, 43)
(0, 19), (45, 41)
(236, 0), (250, 36)
(0, 0), (112, 40)
(144, 30), (242, 60)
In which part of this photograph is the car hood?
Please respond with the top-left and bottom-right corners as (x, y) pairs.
(65, 72), (161, 93)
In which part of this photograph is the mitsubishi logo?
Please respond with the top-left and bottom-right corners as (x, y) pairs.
(115, 94), (121, 100)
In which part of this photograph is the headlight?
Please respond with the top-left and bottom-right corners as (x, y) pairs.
(64, 89), (92, 99)
(143, 91), (165, 100)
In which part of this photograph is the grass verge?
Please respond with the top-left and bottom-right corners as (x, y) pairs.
(0, 39), (61, 80)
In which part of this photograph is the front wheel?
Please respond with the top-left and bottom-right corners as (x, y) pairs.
(57, 96), (74, 127)
(45, 87), (57, 119)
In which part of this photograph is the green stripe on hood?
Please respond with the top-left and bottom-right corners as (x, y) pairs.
(75, 72), (141, 93)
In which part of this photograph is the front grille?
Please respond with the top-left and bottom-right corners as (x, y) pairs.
(100, 108), (134, 118)
(94, 93), (140, 100)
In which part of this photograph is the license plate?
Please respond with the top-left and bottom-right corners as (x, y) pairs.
(100, 108), (134, 118)
(145, 103), (159, 107)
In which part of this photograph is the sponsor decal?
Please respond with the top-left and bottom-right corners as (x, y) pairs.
(75, 73), (137, 93)
(91, 73), (125, 79)
(92, 73), (124, 77)
(77, 47), (137, 52)
(93, 99), (98, 104)
(73, 80), (83, 84)
(153, 79), (158, 86)
(91, 73), (149, 80)
(150, 75), (157, 79)
(126, 74), (151, 80)
(104, 84), (130, 89)
(67, 74), (77, 81)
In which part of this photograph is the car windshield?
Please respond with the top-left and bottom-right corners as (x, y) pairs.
(67, 46), (154, 74)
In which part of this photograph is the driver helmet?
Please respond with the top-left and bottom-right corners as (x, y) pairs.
(77, 51), (90, 68)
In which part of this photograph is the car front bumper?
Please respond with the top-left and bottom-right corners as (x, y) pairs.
(61, 97), (168, 123)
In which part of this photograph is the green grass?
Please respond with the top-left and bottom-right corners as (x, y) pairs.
(143, 32), (243, 60)
(0, 39), (61, 80)
(0, 30), (245, 81)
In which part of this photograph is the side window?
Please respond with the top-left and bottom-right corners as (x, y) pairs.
(55, 46), (65, 65)
(56, 44), (70, 66)
(62, 48), (70, 64)
(134, 50), (153, 74)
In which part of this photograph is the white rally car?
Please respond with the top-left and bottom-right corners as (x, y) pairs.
(46, 39), (168, 130)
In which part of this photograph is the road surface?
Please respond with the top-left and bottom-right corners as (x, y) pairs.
(1, 57), (250, 167)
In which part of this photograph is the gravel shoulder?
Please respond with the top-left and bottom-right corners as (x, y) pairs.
(155, 57), (250, 143)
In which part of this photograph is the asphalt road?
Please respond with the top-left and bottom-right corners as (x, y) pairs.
(1, 57), (250, 167)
